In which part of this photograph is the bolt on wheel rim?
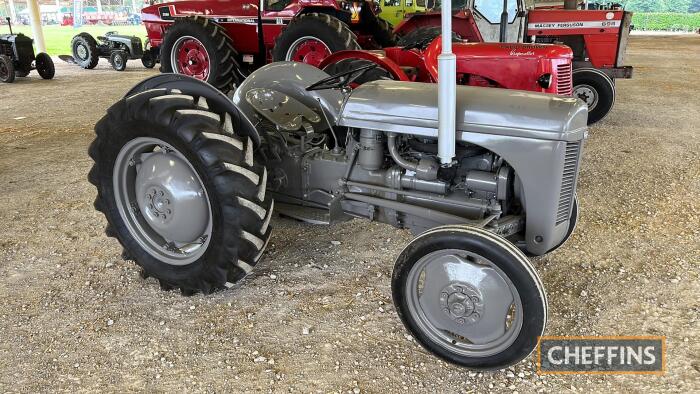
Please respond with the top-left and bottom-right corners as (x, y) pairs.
(171, 36), (210, 80)
(76, 44), (88, 60)
(574, 84), (598, 110)
(113, 137), (212, 266)
(405, 249), (523, 357)
(285, 36), (331, 67)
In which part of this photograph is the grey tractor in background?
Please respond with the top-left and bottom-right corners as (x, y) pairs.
(69, 32), (157, 72)
(88, 61), (587, 369)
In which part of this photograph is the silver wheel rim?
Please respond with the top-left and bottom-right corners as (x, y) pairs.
(405, 249), (523, 357)
(113, 137), (212, 266)
(574, 84), (598, 110)
(76, 44), (88, 60)
(284, 36), (331, 61)
(114, 54), (123, 68)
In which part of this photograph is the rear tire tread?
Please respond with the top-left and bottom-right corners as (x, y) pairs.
(89, 89), (273, 294)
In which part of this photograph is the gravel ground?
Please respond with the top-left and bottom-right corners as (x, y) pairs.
(0, 35), (699, 393)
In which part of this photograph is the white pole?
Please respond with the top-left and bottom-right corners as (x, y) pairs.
(96, 0), (103, 14)
(56, 0), (62, 23)
(437, 0), (456, 166)
(27, 0), (46, 53)
(8, 0), (17, 23)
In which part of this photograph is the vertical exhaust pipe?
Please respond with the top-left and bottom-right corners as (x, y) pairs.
(499, 0), (508, 42)
(437, 0), (456, 166)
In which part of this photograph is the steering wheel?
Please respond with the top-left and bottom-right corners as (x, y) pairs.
(306, 63), (378, 91)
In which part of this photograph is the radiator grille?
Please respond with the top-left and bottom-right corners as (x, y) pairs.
(556, 63), (573, 96)
(556, 141), (580, 225)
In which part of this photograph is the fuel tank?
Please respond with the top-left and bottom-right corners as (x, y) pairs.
(338, 80), (587, 141)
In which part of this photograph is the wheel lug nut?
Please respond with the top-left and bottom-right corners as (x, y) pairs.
(159, 191), (165, 196)
(166, 209), (172, 214)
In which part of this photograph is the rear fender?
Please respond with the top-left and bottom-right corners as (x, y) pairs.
(124, 74), (262, 147)
(317, 50), (411, 81)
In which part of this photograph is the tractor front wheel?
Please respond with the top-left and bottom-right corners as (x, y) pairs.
(88, 90), (273, 294)
(0, 55), (15, 83)
(573, 68), (615, 125)
(392, 225), (547, 370)
(160, 16), (242, 94)
(272, 13), (360, 67)
(110, 50), (128, 71)
(35, 52), (55, 79)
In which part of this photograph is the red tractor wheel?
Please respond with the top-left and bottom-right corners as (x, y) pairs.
(172, 36), (209, 79)
(272, 13), (360, 66)
(160, 16), (243, 94)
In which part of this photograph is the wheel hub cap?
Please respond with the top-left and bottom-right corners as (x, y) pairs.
(574, 85), (598, 109)
(440, 283), (484, 325)
(134, 149), (209, 245)
(77, 44), (87, 60)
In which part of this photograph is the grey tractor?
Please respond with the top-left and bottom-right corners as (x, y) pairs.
(88, 61), (587, 369)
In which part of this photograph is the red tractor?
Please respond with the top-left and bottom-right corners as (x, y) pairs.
(320, 26), (574, 99)
(394, 0), (634, 123)
(141, 0), (395, 93)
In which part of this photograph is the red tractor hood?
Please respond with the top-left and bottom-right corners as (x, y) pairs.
(427, 40), (573, 62)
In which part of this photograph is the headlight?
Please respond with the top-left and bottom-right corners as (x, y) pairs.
(537, 73), (553, 89)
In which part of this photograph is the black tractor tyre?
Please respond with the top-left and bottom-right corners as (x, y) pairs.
(573, 68), (615, 125)
(88, 89), (273, 294)
(35, 52), (55, 79)
(397, 26), (462, 49)
(110, 50), (128, 71)
(322, 58), (394, 85)
(141, 40), (157, 69)
(0, 55), (15, 83)
(272, 13), (361, 62)
(160, 16), (242, 94)
(364, 15), (397, 48)
(71, 32), (100, 69)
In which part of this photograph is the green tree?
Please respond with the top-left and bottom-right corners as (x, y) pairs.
(689, 0), (700, 12)
(665, 0), (691, 12)
(626, 0), (669, 12)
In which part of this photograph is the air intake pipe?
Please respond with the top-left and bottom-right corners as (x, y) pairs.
(386, 133), (438, 181)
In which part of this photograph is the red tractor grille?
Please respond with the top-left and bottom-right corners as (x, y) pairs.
(556, 63), (573, 96)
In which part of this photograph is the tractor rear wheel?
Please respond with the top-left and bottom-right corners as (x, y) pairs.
(88, 89), (273, 294)
(160, 16), (242, 94)
(35, 52), (55, 79)
(141, 39), (157, 69)
(573, 68), (615, 125)
(71, 33), (100, 69)
(364, 15), (397, 48)
(272, 13), (361, 67)
(0, 55), (16, 83)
